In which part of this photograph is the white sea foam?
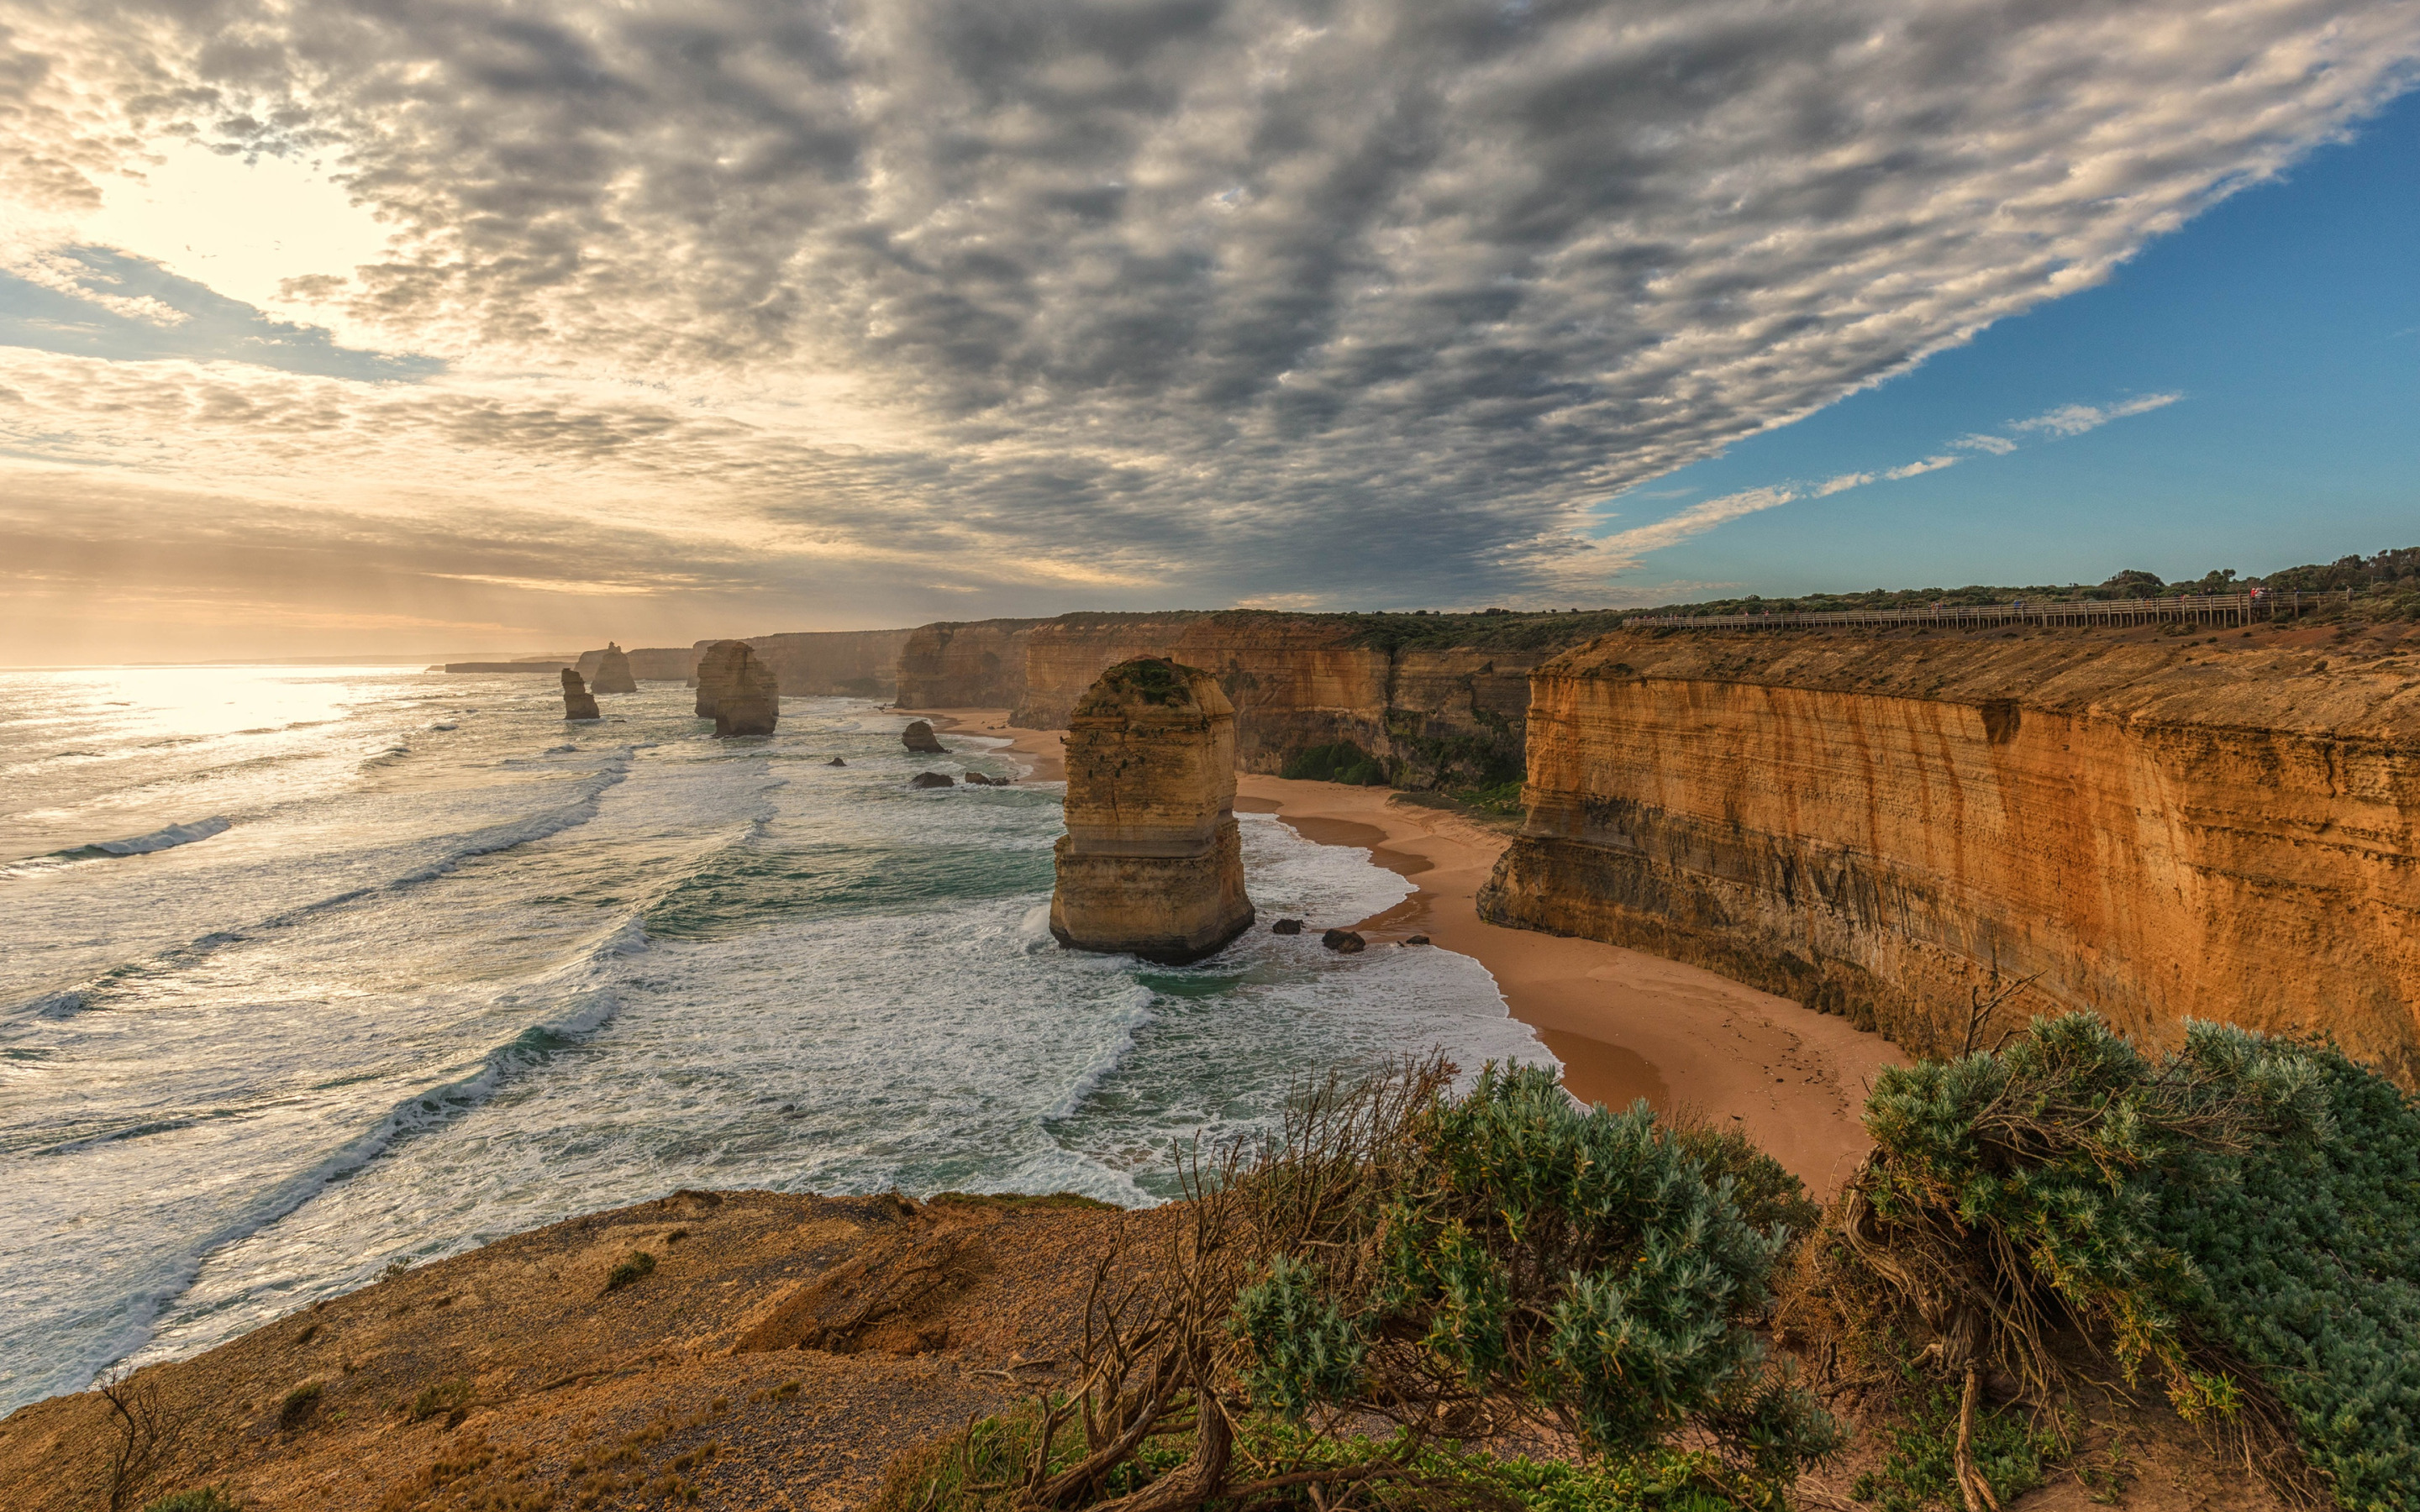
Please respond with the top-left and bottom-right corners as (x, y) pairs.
(85, 815), (230, 856)
(0, 677), (1554, 1410)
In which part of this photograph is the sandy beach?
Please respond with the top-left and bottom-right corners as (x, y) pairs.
(906, 707), (1897, 1196)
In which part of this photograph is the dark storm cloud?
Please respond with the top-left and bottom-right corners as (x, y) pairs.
(4, 0), (2417, 610)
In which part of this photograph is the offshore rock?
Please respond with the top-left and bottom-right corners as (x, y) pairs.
(560, 669), (602, 721)
(827, 757), (847, 767)
(909, 771), (955, 789)
(697, 640), (779, 738)
(1321, 928), (1366, 954)
(1271, 919), (1304, 935)
(902, 720), (947, 754)
(1050, 658), (1255, 965)
(591, 643), (639, 695)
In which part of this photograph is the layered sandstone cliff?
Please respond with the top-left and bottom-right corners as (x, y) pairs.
(576, 645), (701, 681)
(1476, 624), (2420, 1079)
(727, 629), (913, 697)
(895, 618), (1050, 708)
(696, 640), (780, 736)
(1051, 659), (1255, 963)
(893, 611), (1555, 786)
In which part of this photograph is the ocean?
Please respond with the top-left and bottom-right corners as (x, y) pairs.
(0, 665), (1550, 1415)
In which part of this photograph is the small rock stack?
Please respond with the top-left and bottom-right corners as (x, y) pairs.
(1050, 658), (1255, 964)
(696, 640), (779, 738)
(591, 643), (639, 695)
(901, 720), (947, 753)
(560, 669), (602, 721)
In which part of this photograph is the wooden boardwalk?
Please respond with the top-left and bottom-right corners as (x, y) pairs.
(1621, 587), (2347, 633)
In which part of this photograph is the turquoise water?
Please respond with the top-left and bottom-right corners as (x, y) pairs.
(0, 667), (1549, 1413)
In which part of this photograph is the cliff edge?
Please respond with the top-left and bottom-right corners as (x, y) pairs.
(1477, 621), (2420, 1079)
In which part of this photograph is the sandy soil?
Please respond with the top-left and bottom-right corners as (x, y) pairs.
(1229, 776), (1906, 1199)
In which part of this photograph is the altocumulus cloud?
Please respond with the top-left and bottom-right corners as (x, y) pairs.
(2, 0), (2417, 624)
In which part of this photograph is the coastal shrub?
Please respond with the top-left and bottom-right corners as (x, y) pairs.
(1789, 1012), (2420, 1509)
(408, 1376), (474, 1424)
(604, 1250), (657, 1293)
(871, 1404), (1752, 1511)
(1280, 741), (1387, 785)
(1846, 1376), (2069, 1511)
(889, 1059), (1835, 1511)
(276, 1381), (321, 1429)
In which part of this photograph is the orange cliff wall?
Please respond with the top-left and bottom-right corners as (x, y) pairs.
(894, 618), (1050, 708)
(1476, 625), (2420, 1080)
(1004, 612), (1550, 781)
(739, 630), (914, 696)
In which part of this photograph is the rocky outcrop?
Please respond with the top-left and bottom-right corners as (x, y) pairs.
(902, 720), (947, 754)
(997, 612), (1556, 787)
(591, 643), (639, 694)
(1476, 625), (2420, 1080)
(895, 618), (1050, 708)
(909, 771), (955, 789)
(560, 669), (601, 720)
(576, 646), (699, 681)
(696, 640), (779, 737)
(1050, 659), (1256, 964)
(739, 630), (914, 697)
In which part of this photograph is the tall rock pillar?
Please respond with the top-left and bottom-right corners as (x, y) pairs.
(592, 643), (639, 694)
(697, 640), (780, 737)
(561, 669), (602, 720)
(1050, 658), (1255, 964)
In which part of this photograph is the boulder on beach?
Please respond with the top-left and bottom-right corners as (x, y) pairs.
(1271, 918), (1304, 935)
(697, 640), (779, 737)
(591, 643), (639, 695)
(909, 771), (955, 789)
(560, 669), (602, 721)
(1404, 933), (1431, 945)
(1050, 658), (1255, 965)
(902, 720), (947, 754)
(1321, 928), (1366, 954)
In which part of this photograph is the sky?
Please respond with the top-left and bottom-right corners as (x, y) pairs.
(2, 0), (2417, 662)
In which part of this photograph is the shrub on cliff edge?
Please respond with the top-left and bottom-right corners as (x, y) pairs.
(1781, 1013), (2420, 1510)
(880, 1060), (1836, 1510)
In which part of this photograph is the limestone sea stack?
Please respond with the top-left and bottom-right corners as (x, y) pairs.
(902, 720), (947, 753)
(560, 669), (602, 721)
(592, 643), (639, 695)
(1050, 658), (1255, 964)
(697, 640), (779, 737)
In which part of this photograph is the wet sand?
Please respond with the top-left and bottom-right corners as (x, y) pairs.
(1234, 777), (1902, 1198)
(899, 706), (1066, 781)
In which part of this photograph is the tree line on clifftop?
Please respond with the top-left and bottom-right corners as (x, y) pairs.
(871, 1013), (2420, 1512)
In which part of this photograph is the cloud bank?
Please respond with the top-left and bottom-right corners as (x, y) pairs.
(2, 0), (2415, 649)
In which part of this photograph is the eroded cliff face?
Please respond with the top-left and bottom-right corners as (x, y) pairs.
(577, 645), (699, 681)
(1477, 624), (2420, 1079)
(894, 618), (1050, 707)
(739, 629), (913, 696)
(1006, 612), (1547, 785)
(1050, 659), (1255, 963)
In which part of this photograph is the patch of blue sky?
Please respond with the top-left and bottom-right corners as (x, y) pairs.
(1601, 87), (2420, 599)
(0, 246), (443, 383)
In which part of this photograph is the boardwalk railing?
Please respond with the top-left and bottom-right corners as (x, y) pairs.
(1621, 587), (2350, 633)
